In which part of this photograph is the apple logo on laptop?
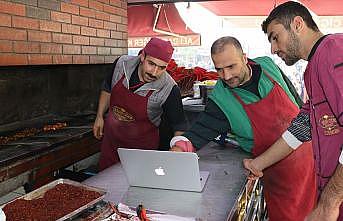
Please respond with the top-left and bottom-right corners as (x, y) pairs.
(154, 167), (165, 176)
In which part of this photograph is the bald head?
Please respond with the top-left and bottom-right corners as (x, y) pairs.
(210, 36), (250, 88)
(211, 36), (243, 56)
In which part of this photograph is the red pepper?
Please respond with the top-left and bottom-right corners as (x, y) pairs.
(136, 204), (150, 221)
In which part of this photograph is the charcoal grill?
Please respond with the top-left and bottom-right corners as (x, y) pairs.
(0, 112), (101, 197)
(0, 113), (95, 166)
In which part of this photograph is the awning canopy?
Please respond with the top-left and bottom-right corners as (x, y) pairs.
(128, 3), (201, 47)
(198, 0), (342, 16)
(301, 0), (343, 16)
(127, 1), (341, 47)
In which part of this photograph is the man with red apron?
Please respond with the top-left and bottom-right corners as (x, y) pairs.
(170, 37), (316, 220)
(243, 2), (343, 220)
(232, 73), (315, 220)
(93, 37), (185, 170)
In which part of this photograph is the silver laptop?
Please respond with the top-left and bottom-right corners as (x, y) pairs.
(118, 148), (209, 192)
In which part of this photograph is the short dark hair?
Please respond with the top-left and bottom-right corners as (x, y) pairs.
(211, 36), (243, 55)
(262, 1), (319, 33)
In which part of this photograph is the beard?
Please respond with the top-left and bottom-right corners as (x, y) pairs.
(224, 65), (250, 88)
(224, 77), (241, 88)
(283, 31), (302, 66)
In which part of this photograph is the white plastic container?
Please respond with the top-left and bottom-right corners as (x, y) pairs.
(0, 208), (6, 221)
(193, 81), (201, 98)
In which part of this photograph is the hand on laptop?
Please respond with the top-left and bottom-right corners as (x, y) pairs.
(169, 140), (195, 152)
(170, 146), (183, 152)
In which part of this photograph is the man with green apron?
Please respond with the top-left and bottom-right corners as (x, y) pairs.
(171, 36), (316, 221)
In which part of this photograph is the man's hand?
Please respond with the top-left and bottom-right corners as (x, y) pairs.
(305, 164), (343, 221)
(93, 116), (104, 140)
(305, 203), (340, 221)
(242, 137), (294, 180)
(243, 159), (263, 180)
(170, 146), (183, 152)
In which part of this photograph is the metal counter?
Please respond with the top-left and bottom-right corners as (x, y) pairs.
(83, 143), (250, 220)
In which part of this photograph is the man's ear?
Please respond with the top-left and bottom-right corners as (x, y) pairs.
(140, 51), (145, 62)
(292, 16), (305, 33)
(242, 53), (248, 64)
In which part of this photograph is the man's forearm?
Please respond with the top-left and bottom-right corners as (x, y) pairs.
(96, 91), (111, 118)
(254, 137), (294, 171)
(318, 164), (343, 209)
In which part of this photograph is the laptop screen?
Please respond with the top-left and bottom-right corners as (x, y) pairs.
(118, 148), (209, 192)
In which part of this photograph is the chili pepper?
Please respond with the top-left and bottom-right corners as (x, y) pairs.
(136, 204), (150, 221)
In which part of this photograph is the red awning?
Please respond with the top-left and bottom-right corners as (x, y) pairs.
(128, 3), (196, 37)
(199, 0), (342, 16)
(128, 3), (201, 47)
(301, 0), (343, 16)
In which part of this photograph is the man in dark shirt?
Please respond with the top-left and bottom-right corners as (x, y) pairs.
(93, 37), (185, 170)
(171, 36), (316, 221)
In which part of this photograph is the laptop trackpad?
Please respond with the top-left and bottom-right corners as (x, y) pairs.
(121, 187), (203, 217)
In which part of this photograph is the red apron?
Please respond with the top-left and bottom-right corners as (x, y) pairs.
(233, 72), (316, 221)
(99, 75), (159, 170)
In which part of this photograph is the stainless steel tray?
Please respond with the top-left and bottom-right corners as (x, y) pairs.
(1, 178), (106, 221)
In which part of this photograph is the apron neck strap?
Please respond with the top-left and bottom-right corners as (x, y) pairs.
(231, 68), (276, 105)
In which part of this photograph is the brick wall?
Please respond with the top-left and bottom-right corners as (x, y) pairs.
(0, 0), (128, 65)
